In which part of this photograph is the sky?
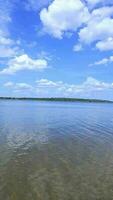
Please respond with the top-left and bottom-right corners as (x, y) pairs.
(0, 0), (113, 100)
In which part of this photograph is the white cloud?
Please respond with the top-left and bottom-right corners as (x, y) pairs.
(96, 37), (113, 51)
(40, 1), (113, 51)
(0, 32), (19, 57)
(90, 55), (113, 66)
(4, 81), (33, 90)
(0, 30), (22, 58)
(78, 6), (113, 51)
(0, 45), (20, 58)
(0, 54), (48, 75)
(90, 58), (108, 66)
(15, 83), (33, 90)
(36, 79), (63, 87)
(0, 34), (14, 46)
(82, 77), (111, 90)
(36, 77), (113, 95)
(40, 0), (90, 39)
(79, 7), (113, 44)
(0, 29), (20, 57)
(4, 77), (113, 97)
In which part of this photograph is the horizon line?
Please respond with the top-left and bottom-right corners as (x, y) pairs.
(0, 97), (112, 103)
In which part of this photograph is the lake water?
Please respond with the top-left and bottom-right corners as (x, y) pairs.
(0, 100), (113, 200)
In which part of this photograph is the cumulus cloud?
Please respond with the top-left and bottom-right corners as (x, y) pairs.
(36, 77), (113, 95)
(40, 0), (90, 39)
(82, 77), (112, 90)
(79, 6), (113, 45)
(0, 54), (48, 75)
(4, 77), (113, 97)
(40, 0), (113, 51)
(77, 5), (113, 51)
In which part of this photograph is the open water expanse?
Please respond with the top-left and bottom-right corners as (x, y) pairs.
(0, 100), (113, 200)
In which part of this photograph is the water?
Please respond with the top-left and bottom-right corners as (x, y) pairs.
(0, 100), (113, 200)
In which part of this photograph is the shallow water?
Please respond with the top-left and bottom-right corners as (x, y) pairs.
(0, 100), (113, 200)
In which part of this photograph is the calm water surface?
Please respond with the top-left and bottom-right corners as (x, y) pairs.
(0, 100), (113, 200)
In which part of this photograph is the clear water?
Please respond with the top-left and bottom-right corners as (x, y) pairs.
(0, 100), (113, 200)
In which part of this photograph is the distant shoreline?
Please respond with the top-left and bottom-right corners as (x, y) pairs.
(0, 97), (112, 103)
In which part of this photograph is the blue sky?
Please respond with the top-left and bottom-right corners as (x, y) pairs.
(0, 0), (113, 100)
